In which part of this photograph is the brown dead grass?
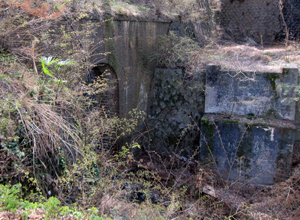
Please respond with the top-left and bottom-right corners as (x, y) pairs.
(198, 42), (300, 73)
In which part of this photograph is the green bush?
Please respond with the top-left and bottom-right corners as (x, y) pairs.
(0, 184), (22, 214)
(0, 183), (108, 219)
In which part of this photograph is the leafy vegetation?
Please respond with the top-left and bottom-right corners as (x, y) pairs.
(0, 183), (105, 219)
(0, 49), (150, 218)
(0, 1), (148, 218)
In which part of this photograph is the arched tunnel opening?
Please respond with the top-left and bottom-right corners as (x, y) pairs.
(86, 63), (119, 152)
(87, 63), (119, 118)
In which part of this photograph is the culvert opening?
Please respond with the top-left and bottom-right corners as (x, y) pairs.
(87, 63), (119, 118)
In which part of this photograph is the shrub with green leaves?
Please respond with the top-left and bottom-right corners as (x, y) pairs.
(0, 183), (108, 219)
(0, 184), (22, 214)
(40, 56), (74, 84)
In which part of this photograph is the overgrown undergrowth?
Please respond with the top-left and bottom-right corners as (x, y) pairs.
(1, 1), (300, 220)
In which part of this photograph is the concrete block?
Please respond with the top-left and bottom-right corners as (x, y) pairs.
(200, 114), (295, 185)
(205, 65), (299, 120)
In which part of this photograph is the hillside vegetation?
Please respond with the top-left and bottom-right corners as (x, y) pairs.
(1, 0), (300, 219)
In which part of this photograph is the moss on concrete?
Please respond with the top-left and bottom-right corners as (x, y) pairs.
(201, 118), (215, 157)
(266, 73), (280, 99)
(105, 19), (120, 71)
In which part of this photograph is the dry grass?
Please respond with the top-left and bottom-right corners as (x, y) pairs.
(196, 42), (300, 73)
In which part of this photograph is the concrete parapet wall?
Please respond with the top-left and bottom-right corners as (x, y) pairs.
(205, 64), (299, 120)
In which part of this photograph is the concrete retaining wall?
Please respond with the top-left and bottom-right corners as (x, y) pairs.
(200, 114), (295, 185)
(148, 69), (205, 155)
(148, 65), (299, 184)
(201, 64), (299, 184)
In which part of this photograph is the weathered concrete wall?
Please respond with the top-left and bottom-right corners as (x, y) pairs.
(200, 114), (295, 185)
(295, 101), (300, 142)
(87, 17), (171, 118)
(218, 0), (282, 44)
(201, 64), (299, 185)
(205, 65), (299, 120)
(148, 65), (299, 184)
